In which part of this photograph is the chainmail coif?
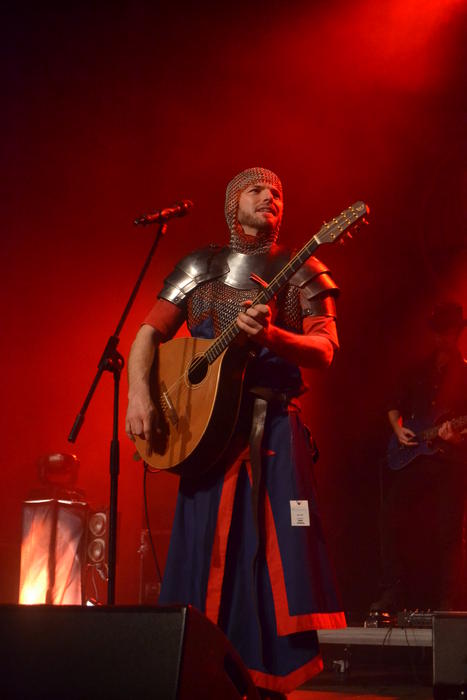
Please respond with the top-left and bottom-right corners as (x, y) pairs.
(224, 167), (283, 254)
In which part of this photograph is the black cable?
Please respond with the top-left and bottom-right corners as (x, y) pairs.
(402, 624), (423, 684)
(381, 623), (393, 647)
(142, 462), (163, 585)
(377, 453), (386, 595)
(377, 623), (394, 677)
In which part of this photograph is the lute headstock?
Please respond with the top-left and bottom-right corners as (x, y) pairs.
(314, 201), (370, 246)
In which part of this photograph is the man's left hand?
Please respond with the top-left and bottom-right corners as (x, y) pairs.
(236, 301), (271, 343)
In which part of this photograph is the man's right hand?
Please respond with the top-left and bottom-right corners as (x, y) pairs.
(394, 424), (418, 447)
(126, 324), (162, 457)
(125, 392), (158, 456)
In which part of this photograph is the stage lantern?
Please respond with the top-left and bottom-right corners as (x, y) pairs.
(19, 454), (88, 605)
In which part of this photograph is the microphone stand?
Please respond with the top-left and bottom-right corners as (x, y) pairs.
(68, 222), (168, 604)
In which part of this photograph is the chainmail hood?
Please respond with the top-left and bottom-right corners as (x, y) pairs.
(224, 167), (283, 254)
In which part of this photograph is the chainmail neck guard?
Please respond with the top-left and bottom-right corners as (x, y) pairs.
(224, 167), (283, 254)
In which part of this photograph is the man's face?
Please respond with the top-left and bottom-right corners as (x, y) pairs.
(237, 182), (283, 235)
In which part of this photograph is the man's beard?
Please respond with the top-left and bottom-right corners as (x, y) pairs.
(237, 210), (275, 234)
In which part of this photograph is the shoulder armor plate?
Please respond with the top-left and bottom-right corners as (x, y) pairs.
(158, 245), (229, 305)
(290, 256), (340, 300)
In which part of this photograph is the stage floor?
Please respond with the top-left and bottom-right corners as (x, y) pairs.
(290, 691), (432, 700)
(288, 623), (434, 700)
(291, 670), (433, 700)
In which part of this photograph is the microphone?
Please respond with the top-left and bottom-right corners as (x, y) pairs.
(133, 200), (193, 226)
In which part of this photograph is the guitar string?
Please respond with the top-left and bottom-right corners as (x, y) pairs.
(159, 255), (295, 402)
(159, 213), (359, 403)
(160, 234), (321, 400)
(157, 208), (360, 406)
(158, 232), (324, 404)
(161, 213), (355, 397)
(159, 286), (266, 402)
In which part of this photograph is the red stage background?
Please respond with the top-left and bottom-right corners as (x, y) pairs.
(1, 0), (465, 609)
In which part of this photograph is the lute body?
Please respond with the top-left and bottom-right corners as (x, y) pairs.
(134, 337), (249, 475)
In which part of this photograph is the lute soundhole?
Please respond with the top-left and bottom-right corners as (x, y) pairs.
(188, 354), (209, 385)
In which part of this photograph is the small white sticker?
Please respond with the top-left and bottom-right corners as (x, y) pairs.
(290, 500), (310, 527)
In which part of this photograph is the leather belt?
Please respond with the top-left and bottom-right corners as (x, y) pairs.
(249, 385), (292, 406)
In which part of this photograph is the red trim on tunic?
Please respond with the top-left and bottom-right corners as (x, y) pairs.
(243, 459), (346, 636)
(263, 488), (346, 636)
(205, 450), (249, 625)
(249, 653), (323, 694)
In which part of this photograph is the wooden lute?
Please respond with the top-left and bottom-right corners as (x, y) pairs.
(134, 201), (369, 476)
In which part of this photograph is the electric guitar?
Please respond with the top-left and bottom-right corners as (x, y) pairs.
(386, 415), (467, 471)
(134, 201), (369, 476)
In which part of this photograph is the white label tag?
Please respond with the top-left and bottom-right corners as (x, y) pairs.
(290, 500), (310, 527)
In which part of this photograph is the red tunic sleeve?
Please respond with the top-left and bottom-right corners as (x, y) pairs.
(302, 315), (339, 349)
(143, 298), (185, 342)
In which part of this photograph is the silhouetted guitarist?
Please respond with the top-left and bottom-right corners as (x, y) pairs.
(372, 301), (466, 614)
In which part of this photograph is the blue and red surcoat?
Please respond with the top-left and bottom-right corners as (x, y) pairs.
(157, 314), (346, 694)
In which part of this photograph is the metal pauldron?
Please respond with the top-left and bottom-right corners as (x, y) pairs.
(158, 244), (228, 305)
